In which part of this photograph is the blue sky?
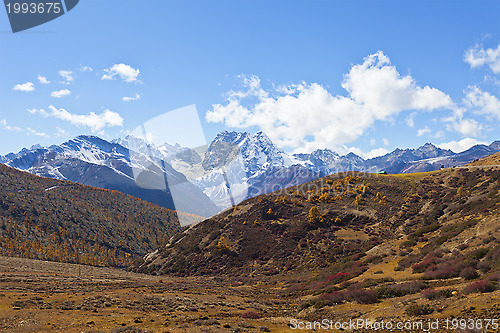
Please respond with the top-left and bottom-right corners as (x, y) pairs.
(1, 0), (499, 157)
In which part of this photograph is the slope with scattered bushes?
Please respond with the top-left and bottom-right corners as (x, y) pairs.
(0, 164), (182, 267)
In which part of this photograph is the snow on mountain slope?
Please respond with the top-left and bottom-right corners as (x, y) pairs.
(1, 135), (219, 221)
(2, 132), (499, 222)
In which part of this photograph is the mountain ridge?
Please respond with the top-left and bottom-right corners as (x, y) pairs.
(1, 132), (499, 224)
(1, 135), (219, 221)
(0, 162), (182, 267)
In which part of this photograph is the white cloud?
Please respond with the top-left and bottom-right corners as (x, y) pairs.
(464, 44), (500, 74)
(122, 93), (141, 102)
(451, 118), (483, 137)
(55, 127), (68, 137)
(464, 86), (500, 120)
(370, 139), (376, 146)
(26, 128), (49, 138)
(102, 64), (140, 82)
(417, 126), (431, 136)
(441, 87), (489, 138)
(80, 65), (93, 72)
(437, 138), (487, 153)
(51, 89), (71, 98)
(58, 70), (74, 83)
(341, 51), (454, 114)
(382, 138), (389, 146)
(0, 119), (22, 132)
(29, 106), (123, 132)
(434, 130), (445, 139)
(37, 76), (50, 84)
(406, 112), (416, 127)
(347, 146), (390, 159)
(13, 82), (35, 92)
(206, 52), (454, 153)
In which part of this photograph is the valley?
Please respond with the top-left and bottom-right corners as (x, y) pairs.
(0, 256), (293, 333)
(1, 148), (500, 332)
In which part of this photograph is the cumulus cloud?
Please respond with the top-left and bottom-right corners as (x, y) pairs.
(341, 51), (453, 114)
(58, 70), (74, 83)
(51, 89), (71, 98)
(102, 64), (140, 82)
(464, 44), (500, 74)
(29, 106), (123, 132)
(122, 93), (141, 102)
(37, 76), (50, 84)
(464, 86), (500, 120)
(80, 65), (93, 72)
(13, 82), (35, 92)
(437, 138), (487, 153)
(206, 52), (454, 153)
(449, 118), (483, 137)
(417, 126), (431, 136)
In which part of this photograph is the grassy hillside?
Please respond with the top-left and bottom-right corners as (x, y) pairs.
(0, 163), (182, 267)
(468, 151), (500, 166)
(135, 161), (500, 319)
(136, 172), (410, 276)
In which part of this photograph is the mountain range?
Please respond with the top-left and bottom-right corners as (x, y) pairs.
(0, 135), (219, 224)
(1, 131), (499, 225)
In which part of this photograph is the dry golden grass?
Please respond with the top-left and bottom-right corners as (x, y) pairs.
(0, 256), (294, 333)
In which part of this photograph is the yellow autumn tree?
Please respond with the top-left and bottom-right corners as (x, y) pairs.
(216, 236), (231, 253)
(308, 206), (320, 224)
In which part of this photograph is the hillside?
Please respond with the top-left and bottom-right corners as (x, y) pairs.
(0, 163), (183, 267)
(468, 151), (500, 166)
(1, 135), (219, 221)
(135, 157), (500, 321)
(2, 134), (499, 223)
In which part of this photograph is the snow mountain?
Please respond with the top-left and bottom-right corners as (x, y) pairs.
(2, 132), (500, 225)
(1, 135), (219, 222)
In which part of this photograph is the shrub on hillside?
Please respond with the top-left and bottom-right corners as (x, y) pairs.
(412, 255), (438, 273)
(468, 248), (489, 260)
(421, 288), (454, 300)
(464, 280), (496, 294)
(405, 303), (433, 316)
(317, 288), (378, 306)
(318, 291), (345, 305)
(459, 267), (479, 280)
(375, 281), (425, 299)
(241, 310), (261, 319)
(327, 272), (349, 283)
(344, 288), (378, 304)
(395, 254), (421, 271)
(486, 273), (500, 282)
(423, 264), (460, 280)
